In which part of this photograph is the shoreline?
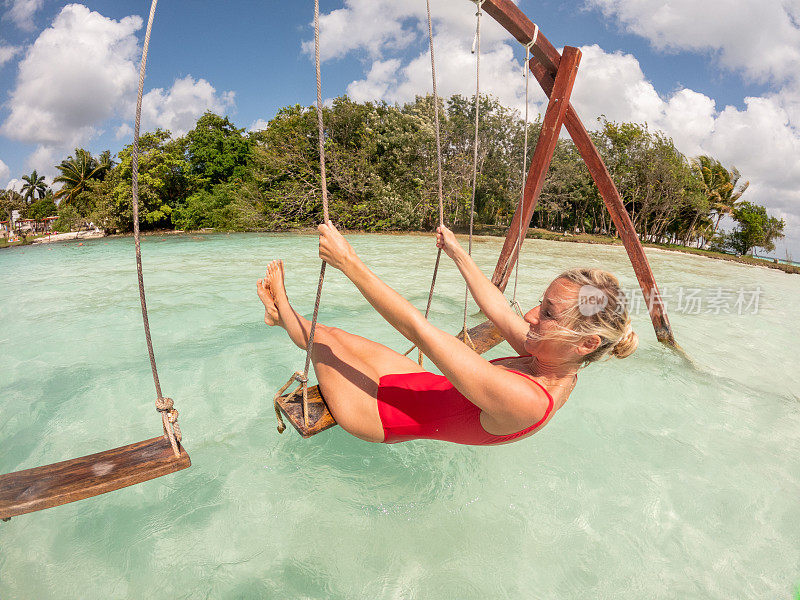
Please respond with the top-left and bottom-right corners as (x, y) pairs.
(6, 226), (798, 275)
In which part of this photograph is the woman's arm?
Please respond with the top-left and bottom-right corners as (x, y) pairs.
(318, 222), (549, 427)
(436, 226), (529, 354)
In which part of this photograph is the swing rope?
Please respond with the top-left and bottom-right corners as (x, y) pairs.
(509, 29), (538, 318)
(132, 0), (181, 456)
(406, 0), (483, 360)
(274, 0), (330, 432)
(460, 0), (485, 351)
(405, 0), (447, 366)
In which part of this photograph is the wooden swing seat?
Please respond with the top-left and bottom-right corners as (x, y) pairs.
(0, 436), (190, 520)
(275, 319), (506, 438)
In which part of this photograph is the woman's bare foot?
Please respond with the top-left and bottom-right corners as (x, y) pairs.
(267, 259), (290, 310)
(256, 264), (280, 326)
(267, 259), (312, 350)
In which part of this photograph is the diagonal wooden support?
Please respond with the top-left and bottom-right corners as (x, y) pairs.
(491, 46), (582, 292)
(481, 0), (676, 346)
(527, 61), (675, 345)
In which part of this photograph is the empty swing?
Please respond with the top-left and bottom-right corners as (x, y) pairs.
(0, 0), (189, 521)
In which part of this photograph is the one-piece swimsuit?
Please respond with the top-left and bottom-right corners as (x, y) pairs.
(376, 355), (554, 445)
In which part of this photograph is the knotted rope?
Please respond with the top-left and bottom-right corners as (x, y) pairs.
(274, 0), (329, 432)
(132, 0), (181, 457)
(510, 30), (538, 318)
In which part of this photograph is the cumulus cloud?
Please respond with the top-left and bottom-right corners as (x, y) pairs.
(1, 4), (142, 147)
(115, 122), (133, 140)
(582, 0), (800, 249)
(248, 118), (269, 132)
(314, 0), (535, 113)
(139, 76), (235, 137)
(566, 44), (800, 247)
(3, 0), (43, 31)
(0, 158), (10, 185)
(586, 0), (800, 86)
(0, 44), (20, 67)
(1, 4), (236, 177)
(314, 0), (800, 251)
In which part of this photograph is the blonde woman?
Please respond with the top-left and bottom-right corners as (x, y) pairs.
(257, 222), (637, 445)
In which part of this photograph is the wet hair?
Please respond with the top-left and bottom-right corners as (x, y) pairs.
(536, 268), (638, 364)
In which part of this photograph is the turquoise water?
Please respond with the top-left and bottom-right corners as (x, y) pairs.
(1, 233), (799, 599)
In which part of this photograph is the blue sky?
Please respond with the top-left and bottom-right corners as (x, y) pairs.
(1, 0), (799, 257)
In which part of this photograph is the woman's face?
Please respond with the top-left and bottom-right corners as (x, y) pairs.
(522, 278), (580, 358)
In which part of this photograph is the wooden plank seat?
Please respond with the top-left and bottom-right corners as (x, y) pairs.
(0, 436), (191, 520)
(275, 319), (506, 438)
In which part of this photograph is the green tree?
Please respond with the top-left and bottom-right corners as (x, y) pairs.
(52, 204), (80, 233)
(28, 194), (58, 220)
(20, 169), (48, 202)
(694, 155), (749, 234)
(105, 129), (194, 231)
(249, 104), (323, 228)
(727, 201), (785, 255)
(0, 189), (25, 230)
(185, 112), (252, 188)
(53, 148), (114, 209)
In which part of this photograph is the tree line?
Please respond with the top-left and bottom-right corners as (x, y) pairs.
(0, 94), (786, 255)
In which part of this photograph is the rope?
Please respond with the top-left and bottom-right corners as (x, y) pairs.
(275, 0), (330, 431)
(132, 0), (180, 457)
(405, 0), (446, 366)
(461, 0), (484, 351)
(272, 371), (307, 434)
(510, 33), (538, 318)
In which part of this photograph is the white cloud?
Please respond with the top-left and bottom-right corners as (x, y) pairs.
(0, 44), (21, 67)
(6, 178), (21, 192)
(582, 0), (800, 252)
(347, 59), (402, 102)
(115, 122), (133, 140)
(4, 0), (43, 31)
(586, 0), (800, 86)
(314, 0), (800, 253)
(139, 76), (235, 137)
(248, 118), (269, 132)
(566, 44), (800, 253)
(1, 4), (143, 147)
(329, 2), (535, 113)
(1, 4), (236, 179)
(25, 145), (59, 180)
(0, 158), (9, 184)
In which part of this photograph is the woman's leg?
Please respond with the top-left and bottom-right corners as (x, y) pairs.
(258, 261), (425, 442)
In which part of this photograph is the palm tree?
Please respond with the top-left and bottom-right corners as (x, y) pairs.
(693, 155), (749, 234)
(20, 169), (48, 203)
(53, 148), (113, 205)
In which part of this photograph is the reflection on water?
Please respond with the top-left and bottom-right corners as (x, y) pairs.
(1, 233), (799, 599)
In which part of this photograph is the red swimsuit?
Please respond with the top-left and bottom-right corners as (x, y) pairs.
(376, 356), (554, 445)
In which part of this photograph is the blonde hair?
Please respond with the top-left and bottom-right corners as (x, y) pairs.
(535, 268), (638, 364)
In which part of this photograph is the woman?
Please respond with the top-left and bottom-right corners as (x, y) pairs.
(257, 222), (638, 445)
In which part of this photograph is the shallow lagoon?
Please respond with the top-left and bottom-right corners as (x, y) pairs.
(1, 233), (799, 599)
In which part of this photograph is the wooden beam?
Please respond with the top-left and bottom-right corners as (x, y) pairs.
(481, 0), (561, 75)
(529, 61), (675, 344)
(478, 1), (676, 345)
(491, 46), (582, 292)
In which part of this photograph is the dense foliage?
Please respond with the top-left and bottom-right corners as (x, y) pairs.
(2, 96), (786, 255)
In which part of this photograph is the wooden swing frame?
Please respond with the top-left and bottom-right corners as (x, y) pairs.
(276, 0), (676, 438)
